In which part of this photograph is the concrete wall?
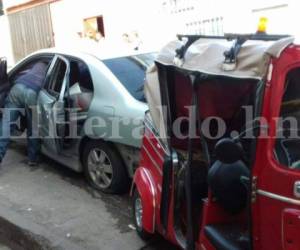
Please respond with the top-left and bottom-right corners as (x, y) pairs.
(161, 0), (298, 37)
(50, 0), (171, 54)
(223, 0), (296, 36)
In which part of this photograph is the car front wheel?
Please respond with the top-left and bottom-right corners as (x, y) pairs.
(82, 140), (129, 194)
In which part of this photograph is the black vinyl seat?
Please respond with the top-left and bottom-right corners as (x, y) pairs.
(208, 160), (250, 214)
(204, 224), (250, 250)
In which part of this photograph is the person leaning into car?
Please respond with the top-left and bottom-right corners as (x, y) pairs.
(0, 61), (48, 167)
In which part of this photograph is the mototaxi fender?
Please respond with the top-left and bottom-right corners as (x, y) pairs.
(132, 167), (156, 233)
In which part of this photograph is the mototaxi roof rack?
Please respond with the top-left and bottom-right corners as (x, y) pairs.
(177, 33), (290, 42)
(175, 33), (291, 63)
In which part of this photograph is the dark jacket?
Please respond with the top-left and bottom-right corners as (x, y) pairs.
(15, 62), (48, 92)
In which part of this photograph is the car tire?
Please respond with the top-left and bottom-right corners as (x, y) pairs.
(83, 140), (130, 194)
(132, 188), (154, 241)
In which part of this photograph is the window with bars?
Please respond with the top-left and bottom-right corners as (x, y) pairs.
(185, 17), (224, 36)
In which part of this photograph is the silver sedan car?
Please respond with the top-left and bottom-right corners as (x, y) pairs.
(0, 49), (155, 194)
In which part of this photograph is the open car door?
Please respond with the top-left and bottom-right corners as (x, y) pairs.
(37, 55), (70, 155)
(0, 58), (10, 108)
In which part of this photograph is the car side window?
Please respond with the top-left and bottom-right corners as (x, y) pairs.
(274, 67), (300, 170)
(69, 60), (93, 91)
(68, 59), (94, 111)
(47, 59), (67, 95)
(103, 57), (147, 102)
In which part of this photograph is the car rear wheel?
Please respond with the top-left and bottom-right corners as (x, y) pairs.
(83, 140), (129, 194)
(132, 189), (154, 240)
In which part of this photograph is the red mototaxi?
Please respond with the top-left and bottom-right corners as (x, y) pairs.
(132, 34), (300, 250)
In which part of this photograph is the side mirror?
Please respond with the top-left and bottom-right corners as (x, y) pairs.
(215, 138), (244, 164)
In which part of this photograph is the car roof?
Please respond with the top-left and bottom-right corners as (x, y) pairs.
(32, 47), (156, 61)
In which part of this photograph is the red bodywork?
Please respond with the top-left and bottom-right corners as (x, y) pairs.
(132, 45), (300, 249)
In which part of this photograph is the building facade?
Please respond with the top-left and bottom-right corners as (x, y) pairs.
(160, 0), (295, 36)
(0, 0), (298, 65)
(1, 0), (170, 63)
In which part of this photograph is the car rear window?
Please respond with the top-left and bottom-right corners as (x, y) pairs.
(103, 53), (156, 102)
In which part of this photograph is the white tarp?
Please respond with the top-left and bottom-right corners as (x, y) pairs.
(156, 37), (294, 79)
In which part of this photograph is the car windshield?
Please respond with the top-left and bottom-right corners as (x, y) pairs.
(103, 53), (156, 102)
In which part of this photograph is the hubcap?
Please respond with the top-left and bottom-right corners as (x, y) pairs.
(87, 149), (113, 189)
(135, 196), (143, 229)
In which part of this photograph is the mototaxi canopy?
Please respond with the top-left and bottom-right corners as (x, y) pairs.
(145, 36), (294, 146)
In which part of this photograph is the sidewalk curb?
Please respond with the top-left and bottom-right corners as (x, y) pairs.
(0, 215), (52, 250)
(0, 201), (82, 250)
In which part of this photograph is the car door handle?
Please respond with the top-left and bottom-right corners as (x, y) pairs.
(294, 181), (300, 198)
